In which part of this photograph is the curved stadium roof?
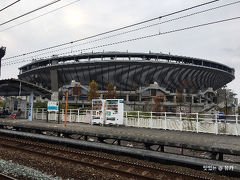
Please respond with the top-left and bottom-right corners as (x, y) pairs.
(18, 52), (235, 93)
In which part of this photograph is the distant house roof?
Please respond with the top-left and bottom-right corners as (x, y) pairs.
(0, 78), (52, 96)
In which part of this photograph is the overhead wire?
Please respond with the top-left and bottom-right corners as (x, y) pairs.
(28, 16), (240, 56)
(0, 0), (20, 12)
(3, 15), (240, 66)
(0, 0), (61, 27)
(0, 0), (81, 33)
(3, 0), (240, 64)
(33, 1), (240, 59)
(2, 0), (219, 61)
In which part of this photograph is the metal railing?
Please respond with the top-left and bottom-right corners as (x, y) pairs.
(21, 108), (240, 136)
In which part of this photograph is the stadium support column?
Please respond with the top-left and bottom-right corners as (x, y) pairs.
(50, 60), (59, 101)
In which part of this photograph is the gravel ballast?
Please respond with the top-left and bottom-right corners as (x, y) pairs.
(0, 159), (60, 180)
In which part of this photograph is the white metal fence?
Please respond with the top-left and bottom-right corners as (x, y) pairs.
(21, 108), (240, 136)
(32, 108), (91, 124)
(124, 111), (240, 136)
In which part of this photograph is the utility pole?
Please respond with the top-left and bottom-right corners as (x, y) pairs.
(0, 46), (6, 77)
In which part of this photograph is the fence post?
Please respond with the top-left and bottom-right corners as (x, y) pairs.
(77, 109), (80, 123)
(46, 111), (49, 123)
(125, 111), (128, 126)
(34, 108), (37, 120)
(58, 110), (60, 124)
(62, 109), (64, 122)
(36, 108), (38, 120)
(41, 108), (44, 120)
(137, 111), (140, 127)
(164, 112), (167, 130)
(69, 109), (72, 122)
(150, 112), (153, 128)
(88, 110), (91, 125)
(180, 112), (183, 131)
(215, 114), (218, 135)
(32, 108), (35, 120)
(55, 111), (58, 121)
(196, 113), (199, 133)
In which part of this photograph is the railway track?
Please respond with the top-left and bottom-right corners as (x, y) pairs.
(0, 173), (18, 180)
(0, 136), (212, 180)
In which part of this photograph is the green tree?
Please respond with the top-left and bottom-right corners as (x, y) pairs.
(34, 101), (47, 108)
(87, 80), (99, 101)
(153, 93), (166, 112)
(104, 82), (117, 99)
(60, 104), (78, 109)
(0, 100), (6, 108)
(176, 90), (184, 112)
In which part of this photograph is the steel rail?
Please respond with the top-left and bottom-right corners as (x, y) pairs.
(0, 141), (166, 180)
(0, 136), (210, 180)
(0, 173), (18, 180)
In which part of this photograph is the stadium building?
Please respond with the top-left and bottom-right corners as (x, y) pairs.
(18, 51), (235, 113)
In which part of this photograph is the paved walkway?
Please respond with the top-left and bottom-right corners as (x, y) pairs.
(0, 118), (240, 155)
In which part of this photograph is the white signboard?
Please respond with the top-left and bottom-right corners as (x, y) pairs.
(176, 106), (190, 113)
(47, 101), (59, 112)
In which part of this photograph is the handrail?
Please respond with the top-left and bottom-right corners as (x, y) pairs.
(21, 108), (240, 136)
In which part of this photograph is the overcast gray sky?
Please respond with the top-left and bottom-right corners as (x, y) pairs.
(1, 0), (240, 99)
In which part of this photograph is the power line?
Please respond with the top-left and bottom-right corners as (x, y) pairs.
(0, 0), (20, 12)
(0, 0), (81, 32)
(0, 0), (61, 27)
(3, 15), (240, 67)
(21, 0), (240, 61)
(2, 0), (219, 61)
(4, 0), (240, 64)
(38, 16), (240, 57)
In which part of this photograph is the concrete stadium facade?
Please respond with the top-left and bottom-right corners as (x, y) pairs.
(18, 52), (235, 112)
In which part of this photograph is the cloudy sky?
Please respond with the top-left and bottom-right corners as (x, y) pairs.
(0, 0), (240, 99)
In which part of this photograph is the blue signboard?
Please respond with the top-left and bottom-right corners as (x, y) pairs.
(47, 101), (59, 112)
